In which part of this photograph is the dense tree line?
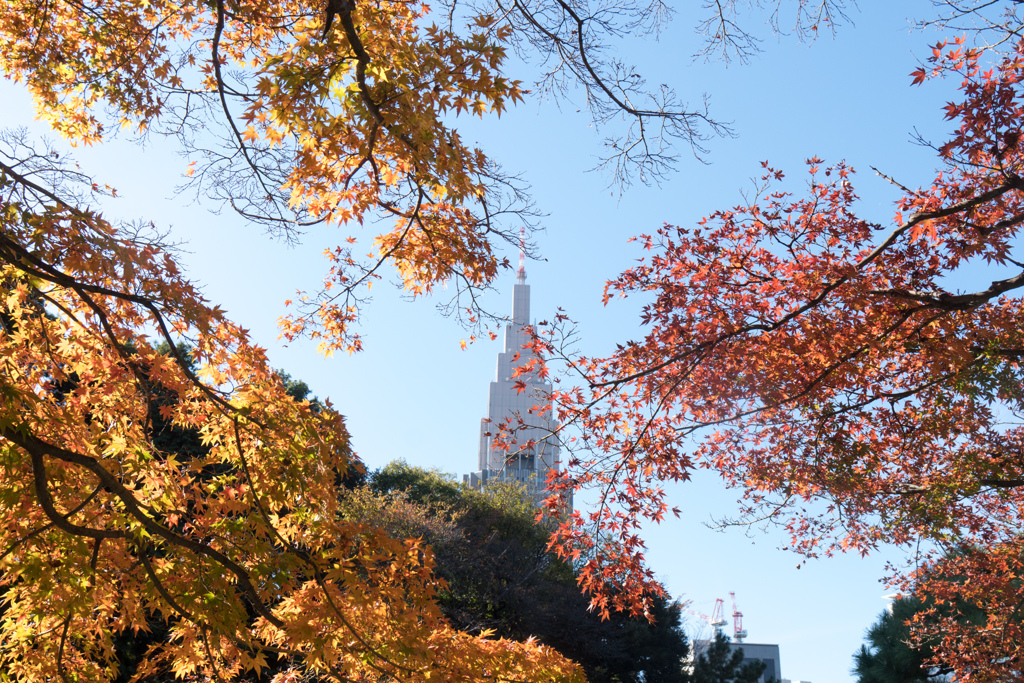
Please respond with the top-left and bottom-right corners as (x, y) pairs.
(362, 461), (777, 683)
(363, 461), (691, 683)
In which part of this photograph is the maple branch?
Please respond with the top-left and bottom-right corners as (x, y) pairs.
(593, 175), (1024, 390)
(870, 271), (1024, 311)
(872, 166), (918, 195)
(0, 232), (141, 362)
(877, 358), (980, 407)
(0, 484), (103, 563)
(6, 426), (288, 629)
(56, 611), (73, 683)
(228, 199), (327, 228)
(231, 418), (300, 555)
(311, 571), (422, 676)
(978, 478), (1024, 489)
(976, 208), (1024, 236)
(0, 228), (244, 422)
(886, 172), (1024, 241)
(552, 0), (664, 123)
(200, 629), (227, 683)
(918, 0), (1024, 52)
(285, 192), (423, 347)
(210, 0), (283, 220)
(28, 445), (125, 541)
(334, 7), (420, 157)
(770, 308), (939, 422)
(139, 547), (200, 623)
(895, 477), (1024, 496)
(710, 490), (798, 533)
(697, 0), (761, 63)
(501, 0), (729, 179)
(337, 7), (383, 129)
(344, 124), (381, 189)
(0, 155), (99, 219)
(348, 194), (421, 293)
(89, 535), (102, 572)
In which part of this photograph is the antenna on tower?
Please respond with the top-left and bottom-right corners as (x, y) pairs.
(517, 227), (526, 284)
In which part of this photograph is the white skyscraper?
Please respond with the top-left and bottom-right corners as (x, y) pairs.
(464, 253), (562, 507)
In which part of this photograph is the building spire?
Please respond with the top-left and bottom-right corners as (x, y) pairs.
(517, 227), (526, 284)
(466, 237), (566, 511)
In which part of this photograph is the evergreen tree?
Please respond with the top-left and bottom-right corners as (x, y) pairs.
(852, 597), (952, 683)
(367, 462), (691, 683)
(371, 460), (464, 507)
(689, 631), (768, 683)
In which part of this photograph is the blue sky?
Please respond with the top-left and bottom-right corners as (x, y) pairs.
(0, 1), (975, 679)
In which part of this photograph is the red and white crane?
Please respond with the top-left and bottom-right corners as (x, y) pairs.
(710, 598), (728, 629)
(684, 598), (728, 635)
(730, 591), (748, 642)
(689, 594), (748, 642)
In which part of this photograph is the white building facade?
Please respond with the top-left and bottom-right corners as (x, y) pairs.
(464, 265), (561, 507)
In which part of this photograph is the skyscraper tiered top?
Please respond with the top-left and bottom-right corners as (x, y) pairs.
(464, 252), (561, 507)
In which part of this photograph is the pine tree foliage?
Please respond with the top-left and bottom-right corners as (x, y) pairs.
(689, 631), (767, 683)
(853, 597), (952, 683)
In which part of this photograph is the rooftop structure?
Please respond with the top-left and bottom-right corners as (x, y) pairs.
(730, 642), (782, 683)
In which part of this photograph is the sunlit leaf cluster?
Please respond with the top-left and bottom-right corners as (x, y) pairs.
(0, 147), (583, 680)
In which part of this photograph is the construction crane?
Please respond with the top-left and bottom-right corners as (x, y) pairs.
(730, 591), (748, 642)
(710, 598), (728, 629)
(684, 598), (728, 636)
(679, 593), (729, 638)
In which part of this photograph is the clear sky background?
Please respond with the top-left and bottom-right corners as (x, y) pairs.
(1, 1), (977, 680)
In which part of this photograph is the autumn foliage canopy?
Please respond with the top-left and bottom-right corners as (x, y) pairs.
(0, 0), (645, 678)
(539, 20), (1024, 682)
(6, 0), (1024, 679)
(0, 172), (589, 681)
